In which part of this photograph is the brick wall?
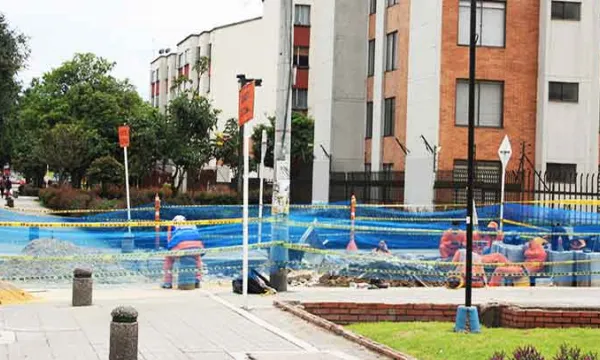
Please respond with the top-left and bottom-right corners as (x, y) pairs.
(302, 302), (600, 329)
(302, 302), (457, 325)
(502, 307), (600, 329)
(437, 0), (539, 172)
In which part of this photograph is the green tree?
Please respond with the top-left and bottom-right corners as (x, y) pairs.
(10, 53), (157, 186)
(212, 118), (239, 175)
(251, 112), (314, 175)
(38, 123), (99, 185)
(85, 156), (124, 196)
(0, 13), (29, 164)
(165, 93), (220, 192)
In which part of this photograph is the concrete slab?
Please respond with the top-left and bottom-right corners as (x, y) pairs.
(0, 285), (382, 360)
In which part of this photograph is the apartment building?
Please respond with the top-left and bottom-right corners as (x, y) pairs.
(150, 0), (367, 192)
(365, 0), (600, 205)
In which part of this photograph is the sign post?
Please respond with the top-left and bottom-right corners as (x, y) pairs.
(258, 129), (267, 244)
(119, 125), (133, 253)
(238, 78), (256, 310)
(498, 135), (512, 231)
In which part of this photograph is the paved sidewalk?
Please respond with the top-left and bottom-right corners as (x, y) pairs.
(0, 286), (382, 360)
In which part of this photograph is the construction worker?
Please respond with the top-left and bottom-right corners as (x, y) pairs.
(162, 215), (204, 289)
(479, 221), (504, 254)
(372, 240), (391, 256)
(447, 249), (486, 289)
(567, 239), (587, 251)
(439, 221), (466, 260)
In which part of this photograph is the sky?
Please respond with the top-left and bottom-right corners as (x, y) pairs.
(2, 0), (263, 100)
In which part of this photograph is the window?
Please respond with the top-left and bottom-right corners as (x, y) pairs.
(385, 32), (398, 71)
(551, 1), (581, 21)
(293, 89), (308, 110)
(155, 94), (159, 108)
(383, 163), (394, 172)
(166, 66), (169, 80)
(196, 46), (202, 62)
(294, 5), (311, 26)
(184, 49), (190, 65)
(178, 53), (184, 68)
(546, 163), (577, 183)
(455, 79), (504, 127)
(365, 163), (372, 173)
(369, 0), (377, 14)
(453, 160), (502, 204)
(366, 102), (373, 138)
(383, 98), (395, 136)
(155, 69), (159, 82)
(458, 0), (506, 47)
(293, 47), (309, 68)
(366, 40), (376, 77)
(387, 0), (398, 6)
(549, 82), (579, 102)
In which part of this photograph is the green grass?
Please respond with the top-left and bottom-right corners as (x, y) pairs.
(346, 322), (600, 360)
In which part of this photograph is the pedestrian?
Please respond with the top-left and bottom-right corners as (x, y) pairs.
(3, 176), (11, 199)
(162, 215), (204, 289)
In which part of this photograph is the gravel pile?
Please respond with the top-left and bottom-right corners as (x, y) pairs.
(0, 239), (150, 285)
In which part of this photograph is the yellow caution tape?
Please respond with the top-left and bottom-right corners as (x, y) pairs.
(0, 217), (255, 229)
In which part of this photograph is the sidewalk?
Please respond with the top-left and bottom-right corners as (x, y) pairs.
(0, 285), (383, 360)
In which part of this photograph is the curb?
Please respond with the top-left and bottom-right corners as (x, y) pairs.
(274, 300), (417, 360)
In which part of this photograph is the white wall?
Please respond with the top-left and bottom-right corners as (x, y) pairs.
(310, 0), (336, 203)
(210, 18), (275, 131)
(403, 0), (444, 206)
(370, 0), (387, 172)
(536, 0), (600, 174)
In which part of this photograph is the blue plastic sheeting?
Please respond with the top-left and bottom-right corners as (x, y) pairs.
(2, 203), (600, 253)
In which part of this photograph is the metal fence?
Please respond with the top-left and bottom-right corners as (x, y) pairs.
(330, 170), (600, 211)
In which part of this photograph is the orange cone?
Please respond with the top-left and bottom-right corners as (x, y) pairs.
(346, 239), (358, 251)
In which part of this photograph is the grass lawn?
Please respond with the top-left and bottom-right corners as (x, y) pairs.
(346, 322), (600, 360)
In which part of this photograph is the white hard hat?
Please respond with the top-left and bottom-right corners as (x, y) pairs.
(173, 215), (186, 222)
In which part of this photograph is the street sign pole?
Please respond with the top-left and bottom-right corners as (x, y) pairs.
(119, 125), (133, 253)
(258, 129), (267, 244)
(238, 77), (258, 310)
(498, 135), (512, 231)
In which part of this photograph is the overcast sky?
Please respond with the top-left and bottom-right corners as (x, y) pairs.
(2, 0), (263, 100)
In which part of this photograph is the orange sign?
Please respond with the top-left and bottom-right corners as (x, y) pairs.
(238, 82), (255, 126)
(118, 125), (130, 148)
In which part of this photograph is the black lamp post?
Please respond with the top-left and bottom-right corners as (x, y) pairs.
(465, 0), (477, 309)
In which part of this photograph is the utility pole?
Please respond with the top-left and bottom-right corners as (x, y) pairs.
(270, 0), (293, 291)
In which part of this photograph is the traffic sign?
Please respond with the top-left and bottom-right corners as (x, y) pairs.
(118, 126), (130, 148)
(238, 82), (255, 126)
(498, 135), (512, 167)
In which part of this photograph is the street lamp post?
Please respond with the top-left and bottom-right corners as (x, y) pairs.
(454, 0), (481, 333)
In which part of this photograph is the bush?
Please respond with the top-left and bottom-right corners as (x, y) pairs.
(554, 345), (598, 360)
(489, 345), (597, 360)
(39, 186), (97, 211)
(191, 191), (239, 205)
(19, 184), (40, 197)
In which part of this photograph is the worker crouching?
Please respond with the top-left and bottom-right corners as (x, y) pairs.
(162, 215), (205, 289)
(446, 249), (486, 289)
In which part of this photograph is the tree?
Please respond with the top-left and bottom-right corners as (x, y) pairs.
(212, 118), (239, 175)
(251, 112), (314, 175)
(193, 56), (209, 94)
(0, 13), (29, 164)
(165, 93), (220, 192)
(38, 123), (99, 185)
(85, 156), (124, 196)
(9, 53), (157, 187)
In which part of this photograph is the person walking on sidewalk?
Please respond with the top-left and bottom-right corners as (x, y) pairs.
(162, 215), (205, 289)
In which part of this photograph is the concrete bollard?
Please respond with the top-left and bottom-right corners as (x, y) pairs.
(72, 268), (93, 307)
(109, 306), (138, 360)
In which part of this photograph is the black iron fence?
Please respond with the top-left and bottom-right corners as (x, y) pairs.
(330, 170), (600, 211)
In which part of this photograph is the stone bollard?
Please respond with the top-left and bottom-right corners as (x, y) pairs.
(72, 268), (93, 307)
(109, 306), (138, 360)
